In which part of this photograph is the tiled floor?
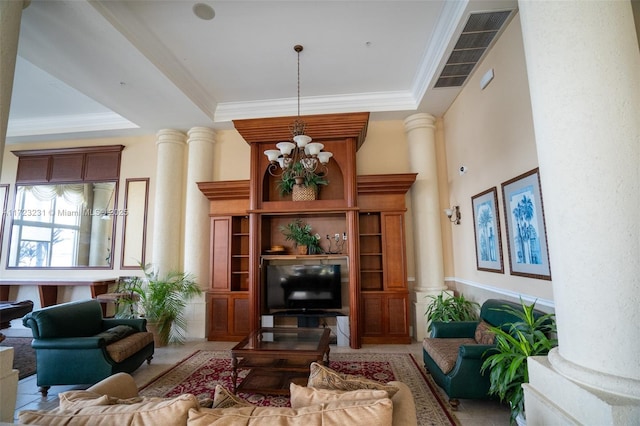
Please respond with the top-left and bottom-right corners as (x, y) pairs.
(6, 326), (510, 425)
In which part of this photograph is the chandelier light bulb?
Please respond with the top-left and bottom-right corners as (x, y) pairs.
(276, 142), (295, 156)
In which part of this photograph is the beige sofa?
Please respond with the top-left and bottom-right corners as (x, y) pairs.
(18, 363), (417, 426)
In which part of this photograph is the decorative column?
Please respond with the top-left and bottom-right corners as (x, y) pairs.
(519, 1), (640, 423)
(0, 0), (30, 175)
(183, 127), (216, 339)
(404, 113), (448, 341)
(152, 129), (187, 274)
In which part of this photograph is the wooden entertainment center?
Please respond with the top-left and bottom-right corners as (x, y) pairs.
(199, 112), (416, 348)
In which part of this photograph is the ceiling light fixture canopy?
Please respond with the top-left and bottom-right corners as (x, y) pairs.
(264, 45), (332, 183)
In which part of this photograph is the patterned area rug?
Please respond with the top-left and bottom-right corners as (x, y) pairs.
(139, 351), (460, 426)
(0, 336), (36, 380)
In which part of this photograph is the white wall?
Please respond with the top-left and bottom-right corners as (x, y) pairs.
(441, 13), (554, 307)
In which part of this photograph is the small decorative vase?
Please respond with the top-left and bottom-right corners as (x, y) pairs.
(296, 245), (308, 255)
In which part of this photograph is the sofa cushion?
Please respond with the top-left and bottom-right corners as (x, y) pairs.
(19, 393), (199, 426)
(474, 320), (496, 345)
(289, 383), (388, 408)
(187, 398), (393, 426)
(57, 390), (146, 410)
(307, 362), (399, 398)
(212, 385), (255, 409)
(422, 337), (476, 374)
(106, 331), (154, 362)
(95, 325), (137, 344)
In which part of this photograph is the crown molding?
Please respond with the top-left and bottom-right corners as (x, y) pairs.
(7, 112), (138, 137)
(214, 91), (417, 123)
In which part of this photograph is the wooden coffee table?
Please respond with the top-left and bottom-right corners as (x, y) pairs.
(231, 327), (331, 395)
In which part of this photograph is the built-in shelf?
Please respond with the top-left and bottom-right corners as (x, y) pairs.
(261, 254), (348, 261)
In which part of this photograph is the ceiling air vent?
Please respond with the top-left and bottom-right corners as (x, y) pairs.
(434, 10), (513, 88)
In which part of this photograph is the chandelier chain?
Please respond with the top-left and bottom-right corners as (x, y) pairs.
(297, 45), (301, 117)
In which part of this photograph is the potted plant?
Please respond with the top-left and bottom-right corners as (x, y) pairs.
(480, 299), (557, 425)
(279, 219), (323, 254)
(124, 264), (202, 346)
(424, 293), (480, 331)
(277, 162), (328, 200)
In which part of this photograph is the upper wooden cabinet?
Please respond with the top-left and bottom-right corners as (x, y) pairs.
(13, 145), (124, 184)
(234, 112), (369, 211)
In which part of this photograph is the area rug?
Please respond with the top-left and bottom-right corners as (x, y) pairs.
(0, 336), (36, 380)
(139, 351), (460, 426)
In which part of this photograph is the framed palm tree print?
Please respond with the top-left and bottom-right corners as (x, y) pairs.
(471, 187), (503, 273)
(501, 168), (551, 280)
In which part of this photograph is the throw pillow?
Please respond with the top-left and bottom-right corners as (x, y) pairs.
(474, 320), (496, 345)
(290, 383), (388, 409)
(307, 362), (399, 398)
(211, 384), (254, 409)
(189, 398), (393, 426)
(20, 394), (199, 426)
(58, 390), (150, 410)
(95, 325), (136, 344)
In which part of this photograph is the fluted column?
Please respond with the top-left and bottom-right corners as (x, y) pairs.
(152, 129), (187, 274)
(404, 113), (447, 341)
(0, 0), (30, 175)
(183, 127), (216, 339)
(519, 1), (640, 423)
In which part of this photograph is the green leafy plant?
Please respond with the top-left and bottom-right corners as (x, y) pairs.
(424, 293), (480, 331)
(279, 219), (324, 254)
(124, 264), (202, 345)
(277, 162), (328, 196)
(480, 299), (557, 424)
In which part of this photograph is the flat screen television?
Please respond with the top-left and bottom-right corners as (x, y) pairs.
(265, 264), (342, 312)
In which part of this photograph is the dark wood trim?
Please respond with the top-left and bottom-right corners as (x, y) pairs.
(357, 173), (418, 194)
(0, 184), (8, 261)
(198, 180), (250, 201)
(0, 279), (116, 307)
(120, 178), (150, 270)
(233, 112), (369, 149)
(11, 145), (125, 157)
(12, 145), (124, 184)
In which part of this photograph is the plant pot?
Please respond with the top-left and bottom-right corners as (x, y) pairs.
(292, 184), (316, 201)
(145, 321), (169, 347)
(296, 245), (308, 255)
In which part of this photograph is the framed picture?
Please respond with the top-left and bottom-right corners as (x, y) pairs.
(471, 187), (503, 273)
(501, 168), (551, 280)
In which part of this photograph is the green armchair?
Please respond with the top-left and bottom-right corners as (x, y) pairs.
(23, 299), (154, 396)
(422, 298), (547, 408)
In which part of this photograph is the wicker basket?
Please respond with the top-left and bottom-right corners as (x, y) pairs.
(292, 184), (316, 201)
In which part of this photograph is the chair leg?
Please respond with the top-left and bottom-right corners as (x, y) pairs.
(449, 398), (459, 410)
(146, 355), (153, 365)
(39, 386), (50, 397)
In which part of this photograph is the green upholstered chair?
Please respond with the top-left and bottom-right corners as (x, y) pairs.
(422, 298), (548, 408)
(23, 299), (154, 396)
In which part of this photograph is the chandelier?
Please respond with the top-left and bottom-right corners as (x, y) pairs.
(264, 45), (333, 183)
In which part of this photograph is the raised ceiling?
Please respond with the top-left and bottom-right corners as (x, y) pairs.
(6, 0), (516, 143)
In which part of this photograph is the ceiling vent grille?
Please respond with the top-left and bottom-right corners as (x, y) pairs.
(434, 10), (513, 88)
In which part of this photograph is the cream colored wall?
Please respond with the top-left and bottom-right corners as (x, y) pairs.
(212, 129), (250, 181)
(441, 13), (554, 304)
(0, 16), (554, 311)
(355, 119), (416, 280)
(0, 135), (157, 303)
